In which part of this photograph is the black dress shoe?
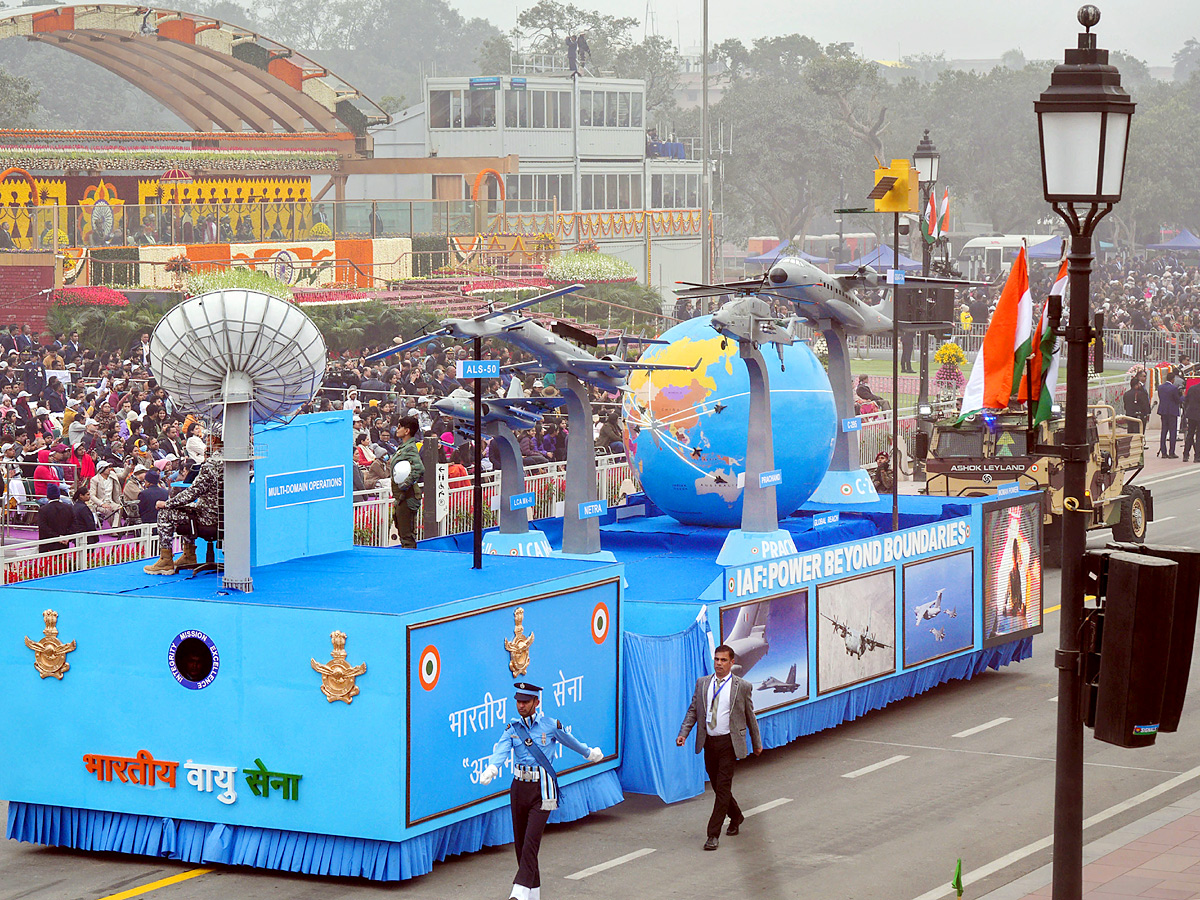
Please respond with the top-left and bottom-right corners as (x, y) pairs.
(704, 836), (719, 850)
(726, 817), (743, 836)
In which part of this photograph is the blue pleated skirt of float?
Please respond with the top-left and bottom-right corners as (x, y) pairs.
(6, 768), (624, 881)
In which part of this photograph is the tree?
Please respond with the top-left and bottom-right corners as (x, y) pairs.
(612, 35), (681, 120)
(714, 72), (854, 248)
(1000, 48), (1026, 71)
(1173, 38), (1200, 83)
(514, 1), (638, 70)
(805, 42), (889, 159)
(0, 65), (38, 128)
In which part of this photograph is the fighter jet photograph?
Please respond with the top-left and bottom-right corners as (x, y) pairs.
(821, 612), (893, 660)
(724, 600), (770, 677)
(366, 285), (699, 394)
(721, 590), (809, 712)
(912, 589), (957, 627)
(817, 570), (896, 693)
(903, 552), (976, 668)
(757, 663), (801, 694)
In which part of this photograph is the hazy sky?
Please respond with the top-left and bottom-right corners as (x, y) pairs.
(459, 0), (1196, 69)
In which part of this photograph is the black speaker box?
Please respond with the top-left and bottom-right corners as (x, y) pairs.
(1108, 543), (1200, 731)
(896, 287), (955, 326)
(1094, 552), (1177, 748)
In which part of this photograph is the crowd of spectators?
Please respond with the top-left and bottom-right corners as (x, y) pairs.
(0, 327), (216, 548)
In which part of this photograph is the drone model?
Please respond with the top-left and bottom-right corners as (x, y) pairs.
(367, 284), (698, 393)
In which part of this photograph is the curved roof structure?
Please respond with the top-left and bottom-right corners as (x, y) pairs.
(0, 4), (388, 134)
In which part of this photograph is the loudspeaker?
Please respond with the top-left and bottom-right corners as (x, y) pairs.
(1093, 551), (1177, 748)
(1108, 543), (1200, 732)
(895, 288), (956, 326)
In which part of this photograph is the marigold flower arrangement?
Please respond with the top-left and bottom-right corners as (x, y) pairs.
(934, 341), (967, 391)
(164, 255), (193, 274)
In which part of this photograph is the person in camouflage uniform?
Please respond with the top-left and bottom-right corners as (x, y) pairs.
(389, 416), (424, 549)
(144, 450), (224, 574)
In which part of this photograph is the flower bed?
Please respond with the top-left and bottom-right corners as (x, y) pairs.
(51, 286), (129, 307)
(0, 146), (340, 172)
(543, 251), (637, 284)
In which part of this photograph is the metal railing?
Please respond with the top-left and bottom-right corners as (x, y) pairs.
(5, 198), (704, 254)
(0, 523), (157, 585)
(353, 455), (634, 547)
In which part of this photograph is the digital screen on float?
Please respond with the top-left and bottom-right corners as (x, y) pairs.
(982, 498), (1043, 647)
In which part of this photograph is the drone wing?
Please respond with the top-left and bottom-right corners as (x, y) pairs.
(490, 396), (568, 411)
(673, 275), (769, 299)
(364, 327), (450, 363)
(479, 284), (585, 319)
(567, 358), (701, 373)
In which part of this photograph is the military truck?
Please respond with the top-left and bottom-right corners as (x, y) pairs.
(923, 404), (1151, 567)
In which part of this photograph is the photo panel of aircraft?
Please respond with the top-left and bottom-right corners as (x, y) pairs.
(817, 569), (896, 695)
(902, 549), (975, 668)
(983, 502), (1044, 647)
(719, 589), (809, 712)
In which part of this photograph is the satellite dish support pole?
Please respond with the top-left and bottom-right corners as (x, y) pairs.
(222, 371), (254, 592)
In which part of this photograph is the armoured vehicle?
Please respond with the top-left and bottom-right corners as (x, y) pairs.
(924, 404), (1151, 566)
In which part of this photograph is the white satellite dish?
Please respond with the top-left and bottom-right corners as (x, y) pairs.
(150, 290), (327, 592)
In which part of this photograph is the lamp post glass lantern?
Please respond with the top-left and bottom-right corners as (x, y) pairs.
(1035, 8), (1134, 900)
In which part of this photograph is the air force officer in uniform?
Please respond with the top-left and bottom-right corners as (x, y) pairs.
(481, 682), (604, 900)
(676, 643), (762, 850)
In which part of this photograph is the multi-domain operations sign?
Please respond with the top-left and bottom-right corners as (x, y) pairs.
(264, 465), (347, 509)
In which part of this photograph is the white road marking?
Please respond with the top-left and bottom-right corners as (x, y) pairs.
(1153, 515), (1178, 523)
(1141, 468), (1200, 486)
(906, 763), (1200, 900)
(565, 848), (656, 880)
(842, 755), (909, 779)
(742, 797), (793, 818)
(848, 738), (1180, 774)
(1048, 696), (1059, 702)
(952, 717), (1012, 738)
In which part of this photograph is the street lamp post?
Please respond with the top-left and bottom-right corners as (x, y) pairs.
(911, 130), (940, 481)
(1035, 7), (1135, 900)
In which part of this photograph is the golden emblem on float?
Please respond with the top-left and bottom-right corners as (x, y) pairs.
(24, 609), (77, 680)
(311, 631), (367, 704)
(504, 606), (535, 676)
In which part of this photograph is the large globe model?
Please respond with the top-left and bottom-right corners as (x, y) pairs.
(622, 315), (837, 527)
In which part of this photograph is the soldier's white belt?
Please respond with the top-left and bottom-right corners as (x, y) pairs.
(514, 766), (541, 782)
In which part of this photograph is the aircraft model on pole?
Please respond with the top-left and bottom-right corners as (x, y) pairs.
(433, 379), (565, 434)
(370, 283), (700, 557)
(675, 256), (988, 504)
(366, 284), (699, 392)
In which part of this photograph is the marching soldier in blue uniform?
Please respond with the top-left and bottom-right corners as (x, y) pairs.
(481, 682), (603, 900)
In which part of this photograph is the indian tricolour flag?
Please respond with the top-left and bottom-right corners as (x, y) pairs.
(1033, 260), (1069, 425)
(961, 245), (1034, 415)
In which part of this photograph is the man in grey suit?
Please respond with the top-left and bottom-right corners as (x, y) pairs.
(676, 643), (762, 850)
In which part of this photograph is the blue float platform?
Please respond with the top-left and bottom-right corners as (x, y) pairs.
(1, 546), (625, 881)
(428, 491), (1044, 804)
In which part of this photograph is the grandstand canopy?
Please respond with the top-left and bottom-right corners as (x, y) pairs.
(0, 4), (388, 135)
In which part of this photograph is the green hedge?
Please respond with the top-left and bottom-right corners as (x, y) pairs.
(90, 248), (140, 286)
(410, 235), (449, 278)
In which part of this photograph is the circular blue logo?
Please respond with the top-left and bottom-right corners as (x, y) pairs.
(168, 630), (219, 690)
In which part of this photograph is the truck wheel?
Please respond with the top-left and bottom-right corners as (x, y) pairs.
(1112, 487), (1148, 543)
(1044, 515), (1063, 569)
